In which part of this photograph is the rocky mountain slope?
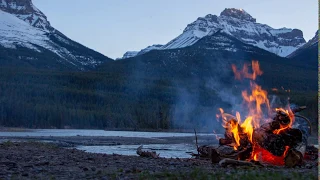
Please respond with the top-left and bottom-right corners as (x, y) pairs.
(287, 31), (318, 58)
(119, 44), (163, 59)
(102, 31), (316, 91)
(121, 8), (306, 59)
(286, 31), (318, 70)
(0, 0), (112, 70)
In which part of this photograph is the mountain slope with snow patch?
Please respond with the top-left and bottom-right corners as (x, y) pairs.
(121, 8), (306, 59)
(0, 0), (112, 70)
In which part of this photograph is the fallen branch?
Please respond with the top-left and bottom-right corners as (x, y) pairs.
(136, 145), (159, 158)
(194, 128), (199, 155)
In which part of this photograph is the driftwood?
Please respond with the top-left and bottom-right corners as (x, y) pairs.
(136, 145), (159, 158)
(219, 158), (255, 167)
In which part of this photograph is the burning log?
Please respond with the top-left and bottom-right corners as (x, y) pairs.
(219, 115), (251, 148)
(252, 123), (303, 156)
(197, 144), (253, 163)
(136, 145), (159, 158)
(211, 61), (316, 167)
(219, 158), (255, 167)
(284, 149), (303, 167)
(197, 145), (216, 158)
(213, 107), (312, 167)
(252, 109), (304, 158)
(219, 138), (233, 146)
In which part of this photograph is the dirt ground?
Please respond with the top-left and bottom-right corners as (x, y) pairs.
(0, 141), (317, 180)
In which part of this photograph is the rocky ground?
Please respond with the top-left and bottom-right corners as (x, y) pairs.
(0, 141), (318, 180)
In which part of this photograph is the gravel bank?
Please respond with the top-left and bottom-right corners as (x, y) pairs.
(0, 141), (317, 179)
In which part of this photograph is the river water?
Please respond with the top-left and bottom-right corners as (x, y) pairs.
(0, 129), (211, 137)
(0, 129), (216, 158)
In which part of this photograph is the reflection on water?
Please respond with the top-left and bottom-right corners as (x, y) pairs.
(0, 129), (214, 138)
(77, 144), (197, 158)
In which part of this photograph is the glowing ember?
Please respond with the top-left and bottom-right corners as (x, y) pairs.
(251, 145), (290, 166)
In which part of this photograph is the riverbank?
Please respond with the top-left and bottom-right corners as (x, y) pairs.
(0, 127), (33, 132)
(0, 141), (317, 179)
(0, 127), (216, 133)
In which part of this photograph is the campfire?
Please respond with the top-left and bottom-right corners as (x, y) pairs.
(197, 60), (316, 167)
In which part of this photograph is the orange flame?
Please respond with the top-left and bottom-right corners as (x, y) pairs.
(232, 60), (263, 80)
(240, 116), (253, 142)
(273, 108), (295, 134)
(242, 82), (270, 128)
(222, 60), (269, 150)
(218, 60), (294, 165)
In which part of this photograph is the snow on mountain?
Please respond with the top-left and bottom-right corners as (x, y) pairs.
(118, 44), (162, 59)
(163, 8), (306, 57)
(138, 44), (163, 55)
(121, 8), (306, 59)
(193, 30), (266, 54)
(0, 0), (52, 31)
(0, 0), (111, 70)
(119, 51), (139, 59)
(0, 10), (47, 51)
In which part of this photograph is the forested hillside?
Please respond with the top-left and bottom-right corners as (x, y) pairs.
(0, 33), (317, 133)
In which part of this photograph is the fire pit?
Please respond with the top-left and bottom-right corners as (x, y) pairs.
(197, 60), (316, 168)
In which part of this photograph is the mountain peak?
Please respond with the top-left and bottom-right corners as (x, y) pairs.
(220, 8), (256, 23)
(0, 0), (112, 70)
(121, 7), (305, 58)
(0, 0), (52, 31)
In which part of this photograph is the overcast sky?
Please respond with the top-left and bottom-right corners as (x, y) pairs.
(33, 0), (318, 59)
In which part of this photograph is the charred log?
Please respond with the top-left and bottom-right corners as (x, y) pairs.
(273, 109), (292, 126)
(211, 148), (221, 163)
(197, 145), (215, 158)
(237, 145), (252, 160)
(210, 106), (313, 167)
(280, 128), (303, 147)
(285, 149), (303, 167)
(252, 121), (303, 157)
(220, 117), (251, 148)
(219, 138), (233, 145)
(197, 145), (253, 164)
